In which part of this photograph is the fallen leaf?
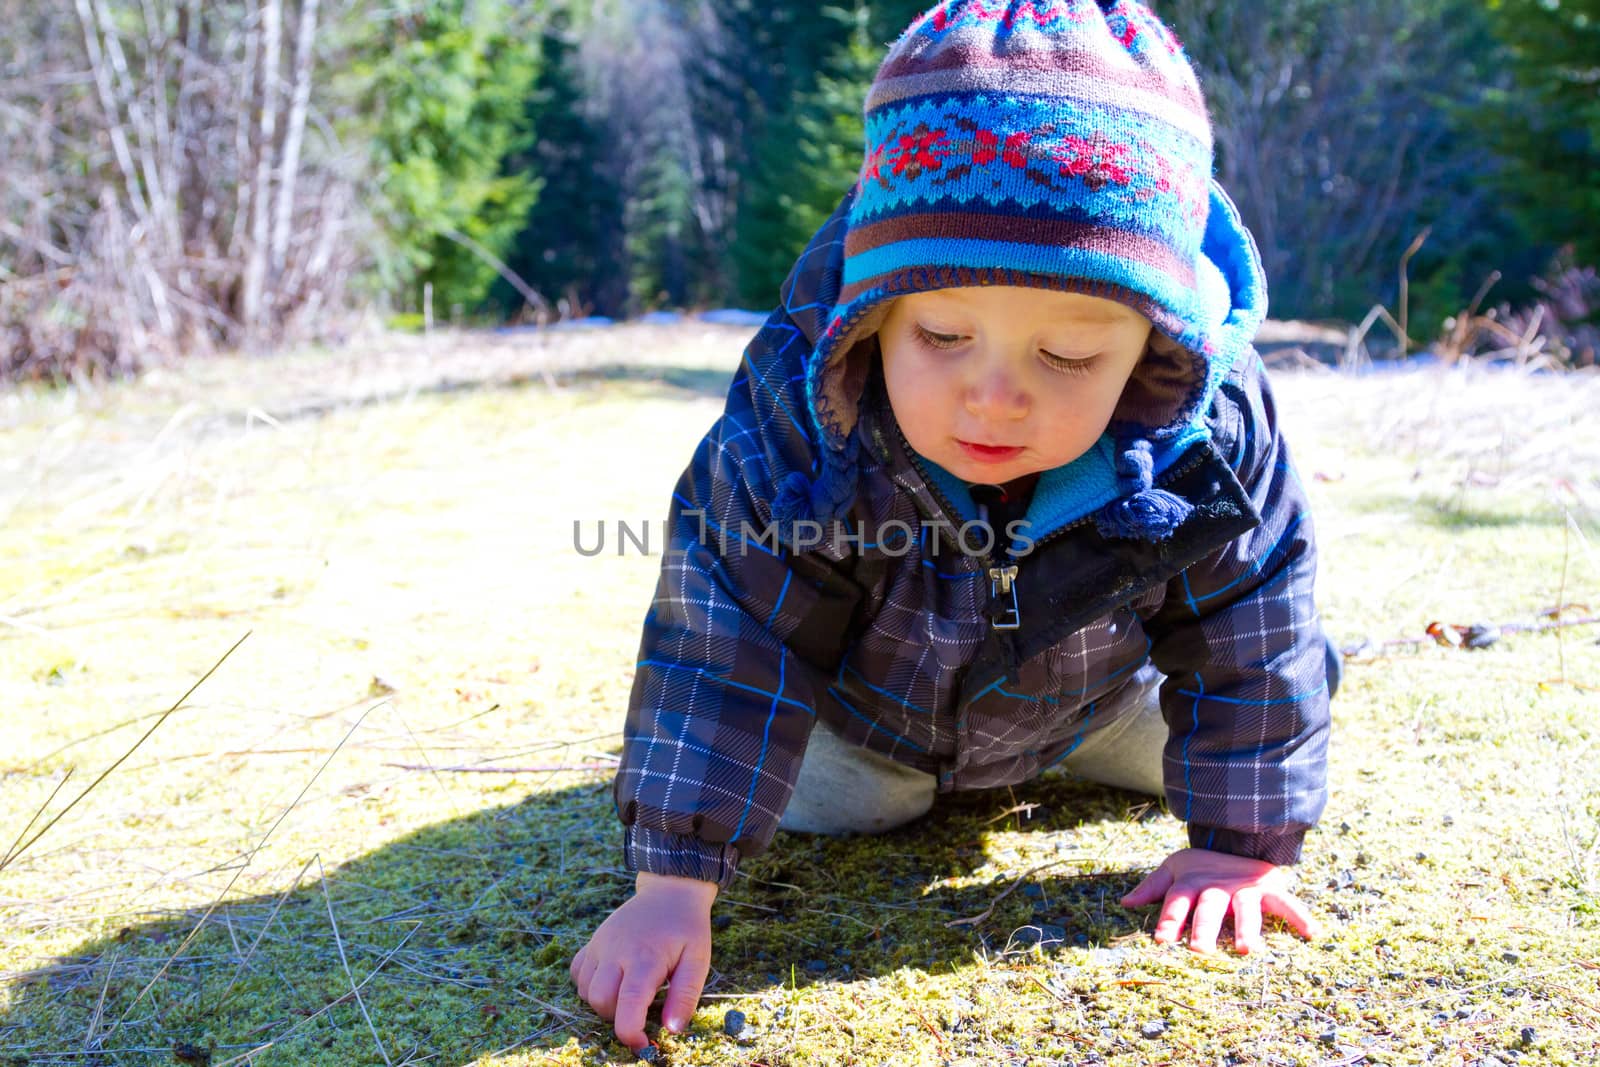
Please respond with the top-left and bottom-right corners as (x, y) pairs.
(1426, 621), (1461, 648)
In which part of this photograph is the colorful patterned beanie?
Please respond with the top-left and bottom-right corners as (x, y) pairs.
(775, 0), (1263, 543)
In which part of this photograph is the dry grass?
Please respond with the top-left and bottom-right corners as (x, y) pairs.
(1, 326), (1596, 1066)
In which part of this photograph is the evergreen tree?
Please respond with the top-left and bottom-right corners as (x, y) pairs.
(492, 18), (625, 319)
(353, 0), (543, 314)
(732, 4), (880, 308)
(1481, 0), (1600, 270)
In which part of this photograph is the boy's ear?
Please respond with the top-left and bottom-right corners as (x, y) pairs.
(816, 302), (891, 437)
(1113, 328), (1201, 429)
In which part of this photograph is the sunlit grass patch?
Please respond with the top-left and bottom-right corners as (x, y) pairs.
(2, 331), (1596, 1065)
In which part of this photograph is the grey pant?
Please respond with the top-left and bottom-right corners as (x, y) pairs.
(778, 663), (1167, 835)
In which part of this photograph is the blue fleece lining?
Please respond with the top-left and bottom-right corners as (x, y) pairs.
(919, 421), (1209, 548)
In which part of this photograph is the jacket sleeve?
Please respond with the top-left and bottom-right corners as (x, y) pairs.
(612, 314), (869, 891)
(1144, 353), (1331, 866)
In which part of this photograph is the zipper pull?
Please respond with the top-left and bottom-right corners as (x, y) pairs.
(987, 563), (1020, 630)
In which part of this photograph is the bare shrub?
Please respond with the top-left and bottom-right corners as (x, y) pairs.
(0, 0), (373, 380)
(1436, 248), (1600, 370)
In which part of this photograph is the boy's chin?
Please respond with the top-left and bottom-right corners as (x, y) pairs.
(942, 446), (1046, 479)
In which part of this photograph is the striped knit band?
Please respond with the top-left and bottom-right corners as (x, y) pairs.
(808, 0), (1220, 456)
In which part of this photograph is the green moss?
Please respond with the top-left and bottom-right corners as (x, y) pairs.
(1, 338), (1597, 1064)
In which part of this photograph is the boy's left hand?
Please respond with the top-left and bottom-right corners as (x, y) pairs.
(1119, 847), (1322, 955)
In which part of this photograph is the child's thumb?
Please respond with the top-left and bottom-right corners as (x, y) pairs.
(660, 941), (712, 1034)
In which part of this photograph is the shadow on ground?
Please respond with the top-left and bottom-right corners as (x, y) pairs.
(0, 773), (1156, 1065)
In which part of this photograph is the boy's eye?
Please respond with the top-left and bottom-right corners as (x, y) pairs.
(914, 325), (964, 349)
(1041, 350), (1097, 376)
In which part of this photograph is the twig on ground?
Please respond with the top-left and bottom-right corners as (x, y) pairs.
(1, 631), (250, 873)
(81, 945), (116, 1052)
(1396, 961), (1588, 1010)
(906, 1003), (950, 1059)
(210, 854), (318, 1013)
(947, 859), (1074, 928)
(510, 989), (589, 1025)
(1350, 614), (1599, 654)
(315, 854), (393, 1067)
(210, 921), (422, 1067)
(1, 767), (73, 872)
(113, 696), (387, 1026)
(984, 802), (1043, 825)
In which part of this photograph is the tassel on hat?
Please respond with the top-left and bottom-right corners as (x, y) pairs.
(771, 432), (861, 538)
(1094, 438), (1192, 541)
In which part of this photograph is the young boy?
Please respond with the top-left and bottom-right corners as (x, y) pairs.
(572, 0), (1335, 1050)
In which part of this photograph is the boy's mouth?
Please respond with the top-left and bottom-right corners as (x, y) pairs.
(957, 439), (1024, 462)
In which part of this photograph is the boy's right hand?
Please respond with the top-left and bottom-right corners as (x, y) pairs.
(570, 871), (719, 1051)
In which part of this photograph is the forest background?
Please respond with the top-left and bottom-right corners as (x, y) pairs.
(1, 0), (1597, 380)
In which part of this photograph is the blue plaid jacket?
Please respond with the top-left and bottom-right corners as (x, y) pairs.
(614, 199), (1331, 888)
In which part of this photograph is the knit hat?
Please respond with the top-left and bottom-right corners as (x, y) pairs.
(774, 0), (1268, 543)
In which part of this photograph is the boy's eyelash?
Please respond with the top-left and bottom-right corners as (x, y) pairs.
(1042, 352), (1097, 376)
(914, 326), (963, 349)
(914, 325), (1096, 375)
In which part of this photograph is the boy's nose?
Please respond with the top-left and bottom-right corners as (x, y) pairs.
(964, 361), (1029, 422)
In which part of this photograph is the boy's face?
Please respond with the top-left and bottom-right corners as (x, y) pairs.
(877, 286), (1152, 484)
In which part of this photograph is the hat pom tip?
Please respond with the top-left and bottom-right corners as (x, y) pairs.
(772, 471), (816, 526)
(1095, 486), (1191, 541)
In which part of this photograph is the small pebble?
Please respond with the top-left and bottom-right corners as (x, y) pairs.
(722, 1009), (746, 1037)
(1140, 1020), (1168, 1039)
(1519, 1026), (1538, 1046)
(1501, 951), (1520, 964)
(804, 959), (828, 974)
(634, 1045), (659, 1063)
(172, 1044), (212, 1067)
(1319, 1026), (1338, 1045)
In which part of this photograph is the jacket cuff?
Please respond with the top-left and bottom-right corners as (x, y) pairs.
(624, 824), (743, 890)
(1188, 824), (1307, 866)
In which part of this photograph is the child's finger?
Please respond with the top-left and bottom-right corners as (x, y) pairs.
(1119, 863), (1174, 908)
(661, 940), (712, 1033)
(573, 945), (600, 999)
(1261, 887), (1322, 940)
(1186, 886), (1231, 953)
(1152, 885), (1194, 944)
(585, 960), (625, 1021)
(1230, 888), (1265, 954)
(613, 959), (670, 1051)
(569, 944), (588, 985)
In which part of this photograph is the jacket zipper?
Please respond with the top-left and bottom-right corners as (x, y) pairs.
(887, 422), (1215, 633)
(890, 421), (1093, 634)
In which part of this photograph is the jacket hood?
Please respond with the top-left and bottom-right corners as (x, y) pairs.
(757, 176), (1268, 545)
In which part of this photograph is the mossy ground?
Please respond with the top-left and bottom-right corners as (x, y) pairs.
(1, 326), (1596, 1066)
